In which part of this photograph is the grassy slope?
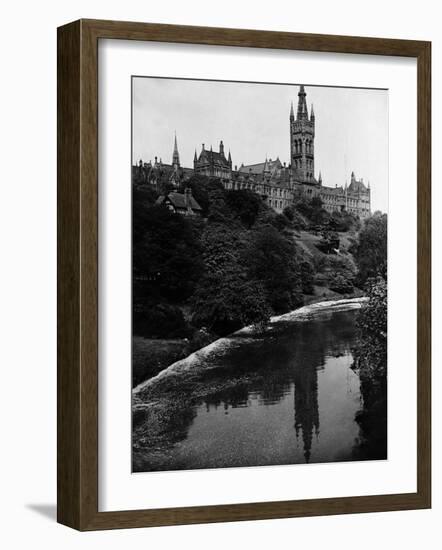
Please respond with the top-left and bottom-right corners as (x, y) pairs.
(132, 337), (189, 388)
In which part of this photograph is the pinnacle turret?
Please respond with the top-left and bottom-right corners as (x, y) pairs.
(297, 84), (308, 120)
(172, 132), (180, 168)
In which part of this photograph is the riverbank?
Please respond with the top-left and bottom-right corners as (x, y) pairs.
(134, 296), (367, 395)
(132, 337), (190, 387)
(133, 288), (365, 388)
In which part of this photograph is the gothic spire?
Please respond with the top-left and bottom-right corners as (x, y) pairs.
(310, 103), (315, 121)
(297, 85), (308, 120)
(290, 101), (294, 120)
(172, 132), (180, 167)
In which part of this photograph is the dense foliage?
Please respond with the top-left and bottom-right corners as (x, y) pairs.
(133, 177), (387, 347)
(132, 181), (311, 339)
(183, 175), (224, 217)
(133, 204), (204, 303)
(191, 223), (271, 334)
(355, 277), (387, 379)
(352, 276), (387, 460)
(244, 226), (303, 313)
(354, 213), (387, 286)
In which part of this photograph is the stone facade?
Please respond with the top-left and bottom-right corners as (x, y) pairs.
(194, 141), (232, 180)
(134, 85), (371, 218)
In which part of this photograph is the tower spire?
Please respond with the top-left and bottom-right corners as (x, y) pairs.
(172, 132), (180, 168)
(297, 85), (308, 120)
(290, 84), (315, 183)
(290, 101), (294, 120)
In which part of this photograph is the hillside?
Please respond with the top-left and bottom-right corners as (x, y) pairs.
(132, 180), (383, 386)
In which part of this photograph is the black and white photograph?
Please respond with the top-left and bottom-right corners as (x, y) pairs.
(131, 77), (388, 473)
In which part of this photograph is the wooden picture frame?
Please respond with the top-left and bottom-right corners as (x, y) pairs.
(57, 18), (431, 530)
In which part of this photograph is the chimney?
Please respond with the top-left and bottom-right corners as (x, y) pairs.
(184, 187), (192, 212)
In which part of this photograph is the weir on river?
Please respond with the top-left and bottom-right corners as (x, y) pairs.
(132, 298), (384, 473)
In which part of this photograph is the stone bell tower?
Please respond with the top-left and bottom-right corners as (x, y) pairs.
(290, 85), (315, 183)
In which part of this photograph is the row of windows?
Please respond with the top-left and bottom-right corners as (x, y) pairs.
(293, 139), (313, 154)
(224, 180), (291, 200)
(269, 198), (289, 210)
(292, 159), (314, 171)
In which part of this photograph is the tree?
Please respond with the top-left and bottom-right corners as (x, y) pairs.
(327, 210), (360, 232)
(328, 254), (356, 294)
(133, 205), (203, 302)
(184, 175), (224, 217)
(355, 214), (387, 286)
(192, 224), (271, 335)
(293, 195), (330, 227)
(225, 189), (263, 228)
(244, 226), (303, 313)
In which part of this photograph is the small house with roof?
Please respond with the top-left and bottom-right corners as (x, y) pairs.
(156, 189), (203, 217)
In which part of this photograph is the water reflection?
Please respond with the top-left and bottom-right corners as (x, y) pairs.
(294, 360), (319, 463)
(133, 310), (386, 472)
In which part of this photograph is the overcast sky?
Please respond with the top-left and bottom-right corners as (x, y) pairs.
(132, 77), (388, 213)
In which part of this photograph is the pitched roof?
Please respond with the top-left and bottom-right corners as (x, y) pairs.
(321, 185), (345, 194)
(157, 192), (202, 211)
(197, 148), (230, 166)
(348, 178), (368, 193)
(239, 158), (282, 175)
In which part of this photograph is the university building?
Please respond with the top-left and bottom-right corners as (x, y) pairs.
(133, 85), (371, 218)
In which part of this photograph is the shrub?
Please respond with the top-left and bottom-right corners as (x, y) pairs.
(300, 259), (315, 294)
(133, 304), (190, 338)
(329, 273), (354, 294)
(320, 254), (356, 294)
(283, 206), (307, 230)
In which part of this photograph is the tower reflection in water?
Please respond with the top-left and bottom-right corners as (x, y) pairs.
(133, 311), (371, 472)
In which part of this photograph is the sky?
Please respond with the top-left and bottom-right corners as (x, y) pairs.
(132, 77), (388, 213)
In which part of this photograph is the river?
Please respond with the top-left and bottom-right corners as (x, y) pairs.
(132, 298), (386, 472)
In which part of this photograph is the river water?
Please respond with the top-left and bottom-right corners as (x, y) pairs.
(133, 299), (385, 472)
